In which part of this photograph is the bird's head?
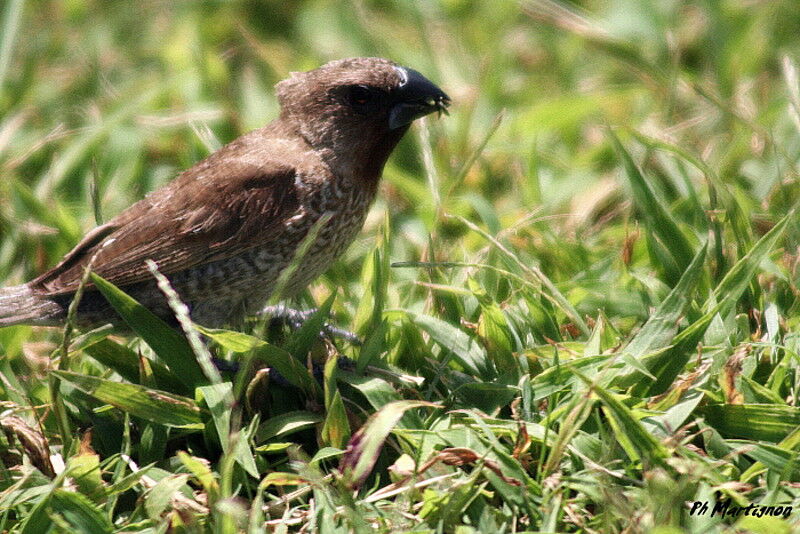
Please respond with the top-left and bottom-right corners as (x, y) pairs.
(275, 57), (450, 179)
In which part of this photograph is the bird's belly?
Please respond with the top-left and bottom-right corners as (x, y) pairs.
(171, 201), (369, 326)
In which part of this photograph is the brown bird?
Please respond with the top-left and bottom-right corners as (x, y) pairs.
(0, 57), (449, 328)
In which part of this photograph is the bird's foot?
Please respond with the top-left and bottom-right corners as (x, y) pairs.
(257, 304), (362, 345)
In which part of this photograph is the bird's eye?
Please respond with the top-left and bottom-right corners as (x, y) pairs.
(346, 85), (378, 111)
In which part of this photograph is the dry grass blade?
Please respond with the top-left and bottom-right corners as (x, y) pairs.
(0, 415), (55, 478)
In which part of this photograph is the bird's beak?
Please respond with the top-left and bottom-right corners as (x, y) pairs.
(389, 67), (450, 130)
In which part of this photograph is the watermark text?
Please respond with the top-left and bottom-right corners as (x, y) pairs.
(688, 500), (792, 519)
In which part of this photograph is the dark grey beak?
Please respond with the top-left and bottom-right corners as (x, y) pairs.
(389, 66), (450, 130)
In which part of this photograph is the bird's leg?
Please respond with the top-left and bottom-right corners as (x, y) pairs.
(257, 304), (362, 345)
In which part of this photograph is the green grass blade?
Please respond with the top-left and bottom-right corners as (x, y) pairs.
(0, 0), (23, 96)
(633, 212), (792, 395)
(82, 337), (183, 392)
(339, 400), (436, 489)
(53, 370), (202, 428)
(611, 130), (696, 282)
(591, 385), (669, 467)
(700, 404), (800, 442)
(199, 325), (318, 396)
(256, 410), (323, 441)
(284, 291), (336, 359)
(198, 383), (259, 478)
(615, 244), (707, 388)
(409, 311), (494, 377)
(624, 244), (707, 358)
(91, 273), (206, 389)
(48, 489), (114, 534)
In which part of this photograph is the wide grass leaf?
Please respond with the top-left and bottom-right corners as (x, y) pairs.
(91, 273), (206, 389)
(321, 355), (350, 449)
(339, 400), (436, 489)
(530, 354), (609, 400)
(198, 325), (319, 397)
(82, 337), (184, 392)
(409, 312), (494, 377)
(49, 489), (114, 534)
(727, 440), (800, 480)
(337, 372), (427, 429)
(284, 292), (336, 358)
(53, 370), (203, 427)
(144, 474), (191, 519)
(593, 385), (669, 467)
(623, 244), (707, 359)
(257, 410), (323, 441)
(700, 404), (800, 442)
(471, 277), (518, 376)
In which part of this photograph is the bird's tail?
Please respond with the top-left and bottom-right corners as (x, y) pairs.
(0, 285), (64, 327)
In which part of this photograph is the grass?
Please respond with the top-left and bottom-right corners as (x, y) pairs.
(2, 0), (800, 532)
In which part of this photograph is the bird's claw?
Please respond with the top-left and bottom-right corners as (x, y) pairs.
(257, 304), (361, 345)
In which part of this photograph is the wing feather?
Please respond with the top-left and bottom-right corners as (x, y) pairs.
(32, 154), (299, 295)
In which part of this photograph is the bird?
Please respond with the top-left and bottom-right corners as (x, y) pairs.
(0, 57), (449, 329)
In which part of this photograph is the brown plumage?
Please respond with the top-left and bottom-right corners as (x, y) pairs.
(0, 57), (449, 328)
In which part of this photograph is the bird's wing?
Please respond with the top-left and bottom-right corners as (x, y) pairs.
(31, 156), (300, 295)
